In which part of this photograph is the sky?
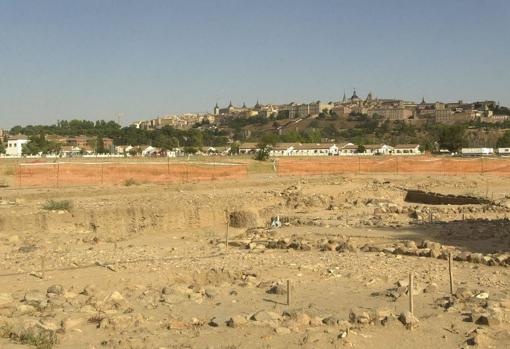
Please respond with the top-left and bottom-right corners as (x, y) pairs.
(0, 0), (509, 128)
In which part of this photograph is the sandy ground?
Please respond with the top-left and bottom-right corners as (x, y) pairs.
(1, 172), (510, 348)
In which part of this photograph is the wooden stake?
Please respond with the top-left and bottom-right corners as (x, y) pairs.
(409, 273), (414, 314)
(448, 252), (454, 295)
(286, 280), (291, 306)
(225, 211), (229, 252)
(41, 256), (46, 280)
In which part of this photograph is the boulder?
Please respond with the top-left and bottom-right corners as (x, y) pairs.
(24, 290), (47, 308)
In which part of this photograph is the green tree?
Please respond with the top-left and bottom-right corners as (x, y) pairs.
(357, 144), (366, 153)
(96, 136), (106, 153)
(496, 130), (510, 148)
(0, 142), (5, 154)
(229, 142), (240, 155)
(438, 125), (466, 152)
(22, 133), (61, 155)
(254, 143), (271, 161)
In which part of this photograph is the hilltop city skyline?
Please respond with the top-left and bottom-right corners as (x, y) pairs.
(2, 89), (508, 129)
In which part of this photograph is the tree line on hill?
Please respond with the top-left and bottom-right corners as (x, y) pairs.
(3, 117), (510, 155)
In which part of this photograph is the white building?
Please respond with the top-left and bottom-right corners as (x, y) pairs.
(461, 148), (494, 156)
(141, 146), (160, 156)
(268, 143), (340, 157)
(497, 148), (510, 155)
(290, 143), (338, 156)
(6, 135), (29, 157)
(364, 144), (394, 155)
(338, 143), (358, 155)
(392, 144), (422, 155)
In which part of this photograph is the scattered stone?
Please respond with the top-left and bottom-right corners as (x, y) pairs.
(204, 287), (219, 299)
(275, 327), (291, 335)
(424, 283), (438, 294)
(47, 284), (64, 295)
(23, 290), (47, 308)
(251, 310), (280, 322)
(267, 283), (287, 295)
(349, 308), (373, 325)
(398, 311), (419, 329)
(226, 315), (248, 328)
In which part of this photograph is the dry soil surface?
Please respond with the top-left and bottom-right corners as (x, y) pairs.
(1, 174), (510, 349)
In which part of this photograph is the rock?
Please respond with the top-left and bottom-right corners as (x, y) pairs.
(375, 308), (393, 325)
(24, 290), (47, 308)
(204, 287), (219, 299)
(309, 316), (323, 327)
(495, 254), (510, 264)
(208, 317), (222, 327)
(47, 284), (64, 295)
(267, 284), (287, 295)
(397, 279), (409, 288)
(81, 284), (97, 296)
(251, 310), (280, 322)
(423, 283), (438, 294)
(167, 319), (191, 330)
(16, 304), (36, 315)
(0, 293), (14, 308)
(475, 292), (489, 300)
(398, 311), (419, 329)
(455, 287), (474, 300)
(189, 293), (203, 304)
(349, 308), (373, 325)
(104, 291), (128, 310)
(322, 316), (340, 326)
(469, 253), (484, 264)
(275, 327), (291, 335)
(226, 315), (248, 328)
(61, 317), (84, 332)
(294, 312), (311, 326)
(405, 240), (417, 249)
(454, 252), (471, 262)
(18, 245), (37, 253)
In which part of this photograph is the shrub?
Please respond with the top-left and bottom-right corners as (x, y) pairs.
(123, 178), (139, 186)
(42, 199), (73, 211)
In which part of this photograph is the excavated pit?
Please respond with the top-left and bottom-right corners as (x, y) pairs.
(404, 190), (491, 205)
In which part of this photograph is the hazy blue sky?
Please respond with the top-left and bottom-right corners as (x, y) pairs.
(0, 0), (509, 127)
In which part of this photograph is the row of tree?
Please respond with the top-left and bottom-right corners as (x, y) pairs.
(4, 118), (510, 155)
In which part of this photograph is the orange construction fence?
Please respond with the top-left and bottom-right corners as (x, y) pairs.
(277, 156), (510, 176)
(16, 161), (248, 188)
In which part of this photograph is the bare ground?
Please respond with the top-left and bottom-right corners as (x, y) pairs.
(0, 173), (510, 348)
